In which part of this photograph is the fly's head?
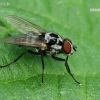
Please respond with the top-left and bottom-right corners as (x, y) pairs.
(62, 38), (77, 55)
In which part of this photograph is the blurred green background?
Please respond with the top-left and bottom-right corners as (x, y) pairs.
(0, 0), (100, 100)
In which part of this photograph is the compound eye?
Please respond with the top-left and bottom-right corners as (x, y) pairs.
(63, 38), (72, 54)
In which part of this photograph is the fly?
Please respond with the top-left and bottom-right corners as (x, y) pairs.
(0, 15), (80, 84)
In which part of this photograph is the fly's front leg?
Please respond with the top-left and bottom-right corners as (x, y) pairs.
(51, 54), (65, 61)
(65, 56), (80, 84)
(52, 54), (80, 84)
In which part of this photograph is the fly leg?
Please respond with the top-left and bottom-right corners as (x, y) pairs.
(39, 51), (44, 83)
(52, 54), (80, 84)
(51, 54), (65, 61)
(27, 50), (40, 55)
(65, 56), (80, 84)
(0, 50), (40, 68)
(28, 50), (45, 83)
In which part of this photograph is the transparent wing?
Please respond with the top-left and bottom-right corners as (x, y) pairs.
(6, 15), (47, 34)
(0, 33), (47, 49)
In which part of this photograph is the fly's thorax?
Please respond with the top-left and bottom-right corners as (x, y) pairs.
(44, 32), (63, 51)
(62, 38), (77, 55)
(45, 49), (62, 55)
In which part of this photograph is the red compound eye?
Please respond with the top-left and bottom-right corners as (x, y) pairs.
(63, 38), (72, 54)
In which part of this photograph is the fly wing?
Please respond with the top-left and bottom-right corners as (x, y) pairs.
(0, 33), (47, 49)
(6, 15), (47, 34)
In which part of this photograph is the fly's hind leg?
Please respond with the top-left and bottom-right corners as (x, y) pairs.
(0, 50), (40, 68)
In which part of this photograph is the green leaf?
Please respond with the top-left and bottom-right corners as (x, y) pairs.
(0, 0), (100, 100)
(0, 20), (6, 28)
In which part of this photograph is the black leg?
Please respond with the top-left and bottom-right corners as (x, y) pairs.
(27, 50), (40, 55)
(65, 56), (80, 84)
(40, 51), (44, 83)
(51, 54), (65, 61)
(0, 50), (40, 68)
(0, 51), (27, 68)
(29, 50), (45, 83)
